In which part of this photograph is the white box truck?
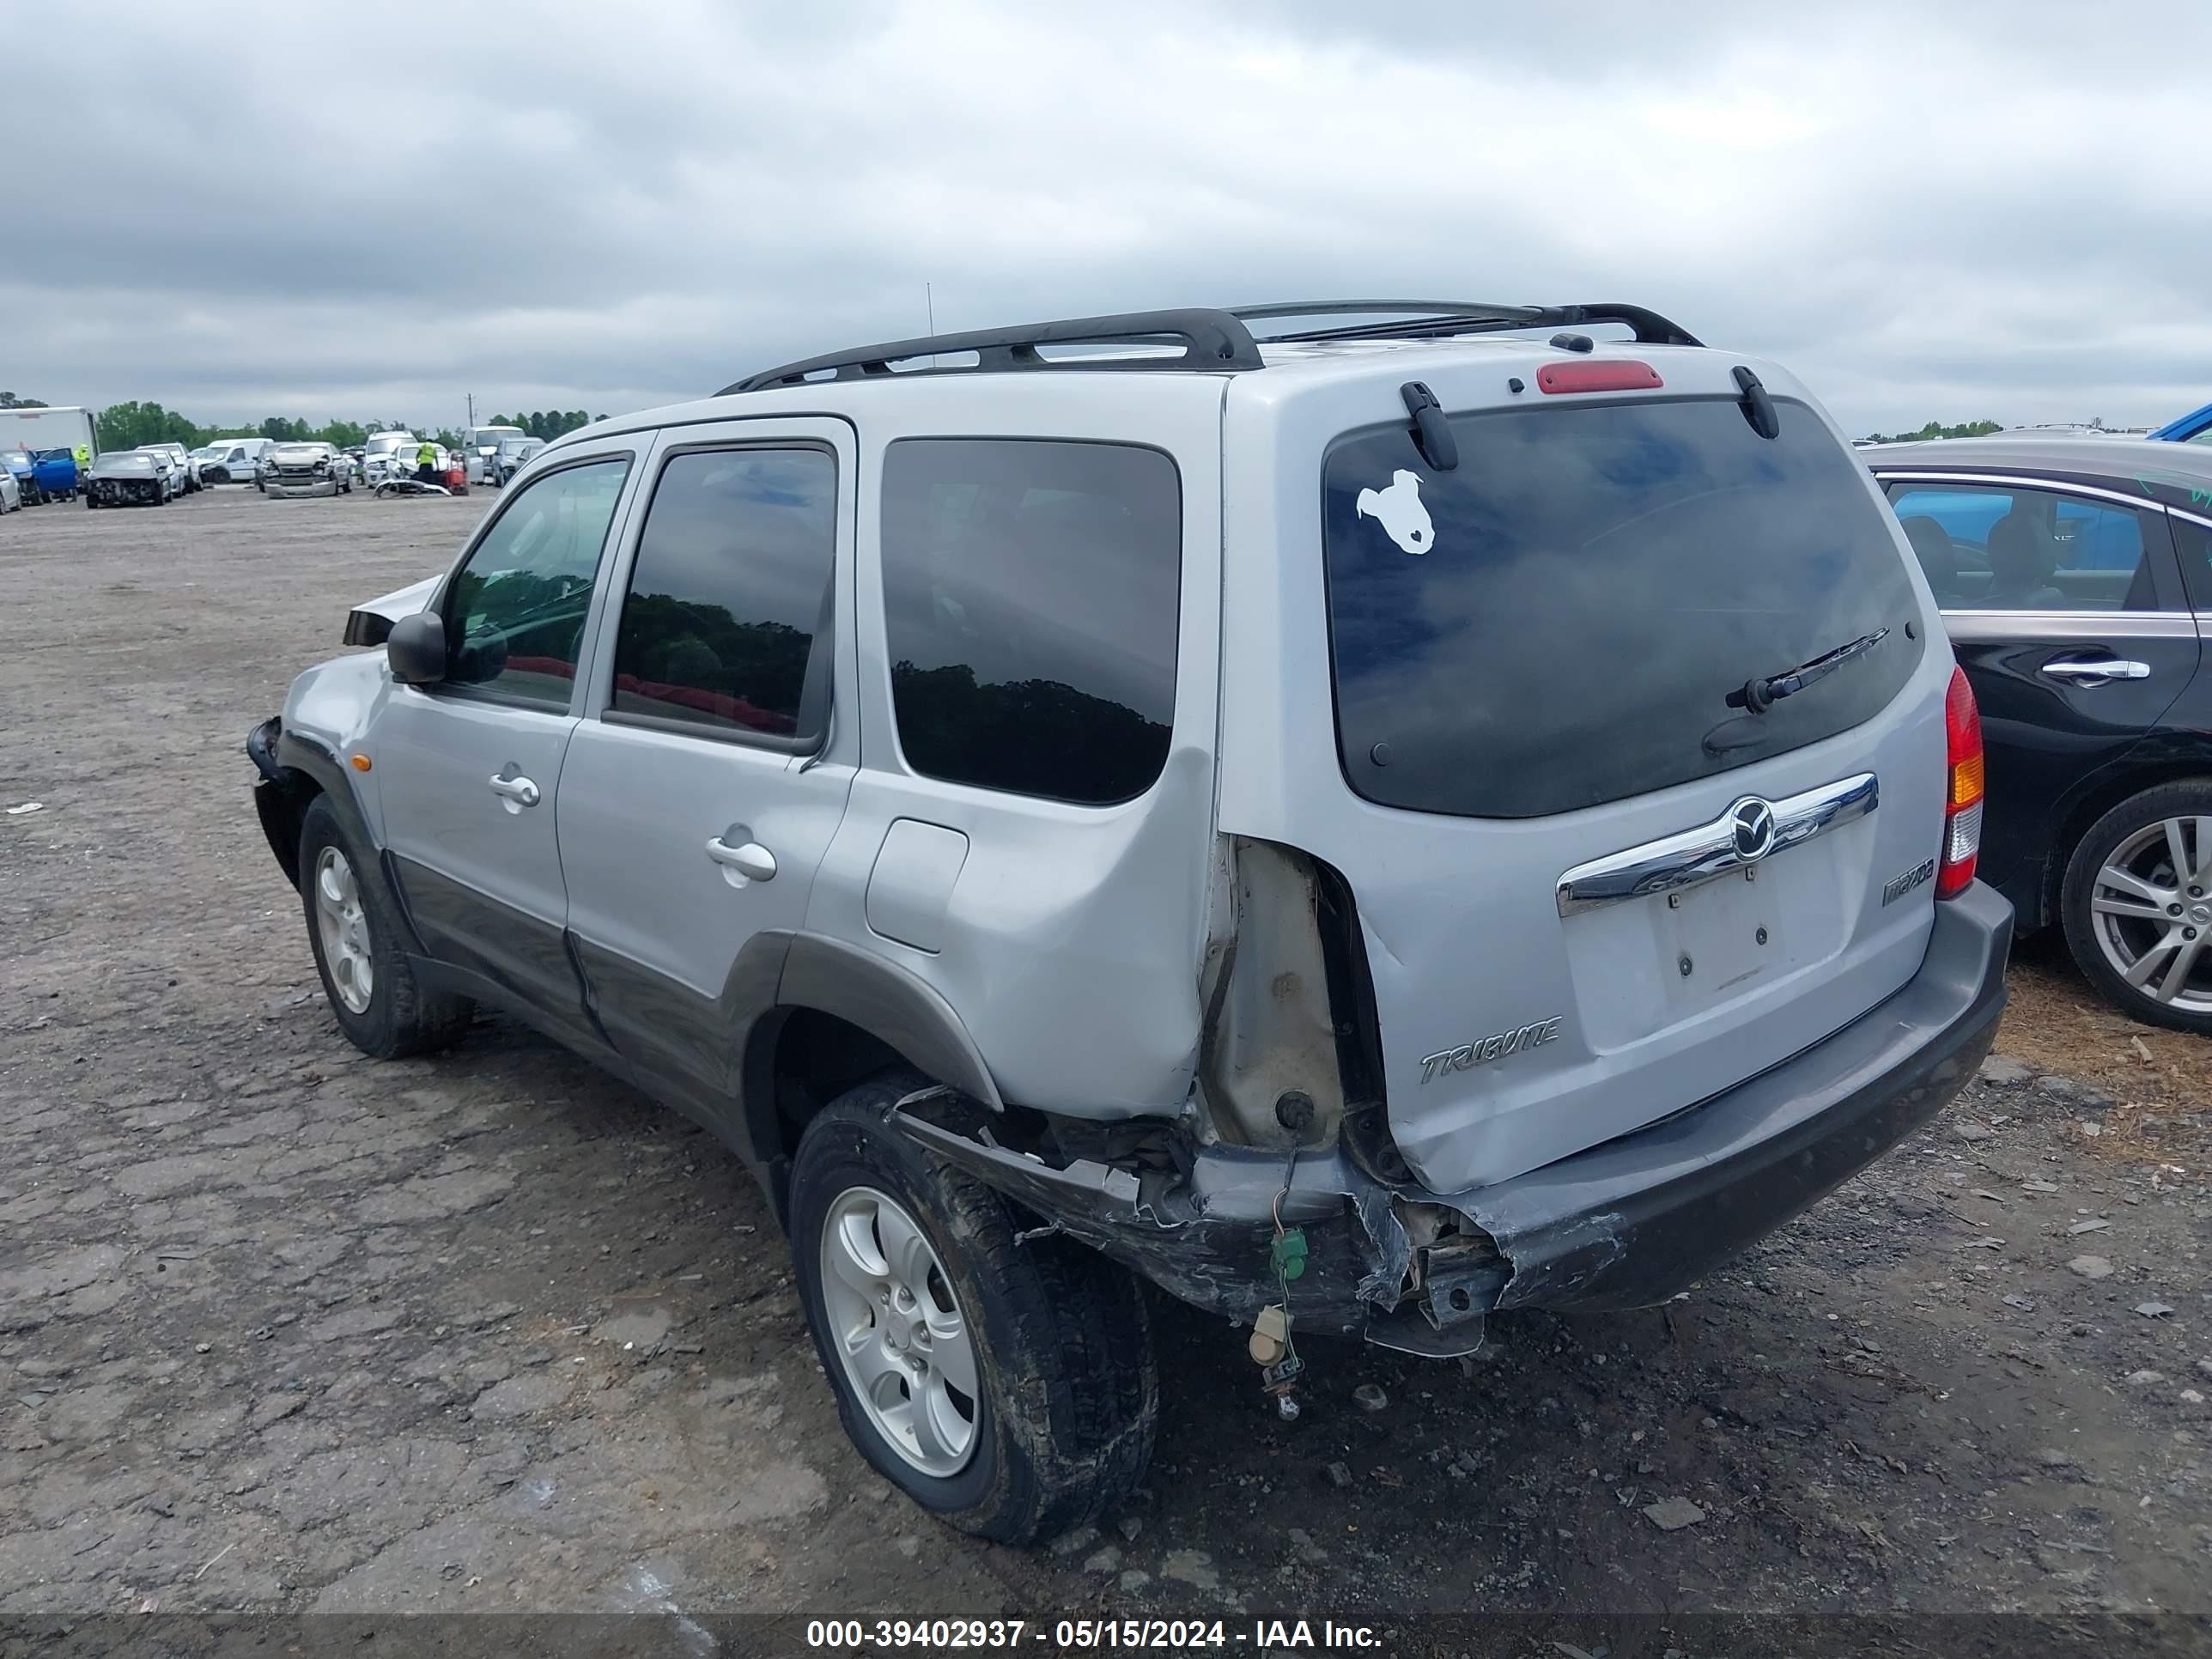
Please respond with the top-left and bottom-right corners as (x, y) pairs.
(0, 405), (97, 459)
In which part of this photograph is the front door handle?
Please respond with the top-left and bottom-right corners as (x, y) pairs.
(2040, 658), (2150, 684)
(487, 771), (541, 810)
(706, 836), (777, 883)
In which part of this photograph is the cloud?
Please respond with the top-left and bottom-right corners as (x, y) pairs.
(12, 0), (2210, 433)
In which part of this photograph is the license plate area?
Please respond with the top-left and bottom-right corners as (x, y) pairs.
(1661, 866), (1782, 1010)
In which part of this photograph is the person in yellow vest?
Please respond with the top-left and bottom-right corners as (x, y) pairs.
(72, 444), (90, 470)
(415, 440), (438, 485)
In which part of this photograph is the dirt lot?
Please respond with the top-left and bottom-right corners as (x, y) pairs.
(1, 488), (2208, 1639)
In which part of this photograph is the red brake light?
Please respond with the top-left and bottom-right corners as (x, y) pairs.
(1536, 360), (1664, 394)
(1938, 665), (1984, 898)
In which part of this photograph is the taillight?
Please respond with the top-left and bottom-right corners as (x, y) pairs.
(1938, 665), (1983, 897)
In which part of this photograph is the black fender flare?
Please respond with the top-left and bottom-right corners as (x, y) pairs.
(735, 930), (1004, 1224)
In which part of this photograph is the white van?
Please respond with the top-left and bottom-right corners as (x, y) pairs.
(202, 438), (276, 487)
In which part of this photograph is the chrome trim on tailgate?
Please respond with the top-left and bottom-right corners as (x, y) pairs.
(1556, 774), (1879, 917)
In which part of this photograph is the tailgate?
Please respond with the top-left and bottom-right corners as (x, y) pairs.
(1219, 358), (1954, 1194)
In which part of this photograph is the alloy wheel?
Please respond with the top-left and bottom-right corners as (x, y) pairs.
(818, 1185), (980, 1477)
(2088, 816), (2212, 1012)
(313, 846), (375, 1014)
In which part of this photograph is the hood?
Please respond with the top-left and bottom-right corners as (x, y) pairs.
(342, 574), (440, 647)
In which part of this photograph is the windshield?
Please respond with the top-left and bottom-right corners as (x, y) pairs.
(366, 434), (414, 454)
(1321, 395), (1924, 818)
(1, 453), (27, 468)
(98, 454), (155, 473)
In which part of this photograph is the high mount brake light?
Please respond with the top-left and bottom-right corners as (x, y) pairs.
(1536, 361), (1664, 394)
(1939, 665), (1984, 898)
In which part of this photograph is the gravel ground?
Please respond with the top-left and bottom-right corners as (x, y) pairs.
(0, 488), (2207, 1637)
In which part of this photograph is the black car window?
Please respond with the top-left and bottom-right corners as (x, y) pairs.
(2170, 517), (2212, 611)
(1886, 483), (2163, 611)
(879, 439), (1182, 805)
(441, 459), (630, 707)
(1323, 398), (1923, 820)
(608, 447), (838, 746)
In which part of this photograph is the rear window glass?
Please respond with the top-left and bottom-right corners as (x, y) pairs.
(880, 439), (1181, 805)
(1322, 397), (1923, 819)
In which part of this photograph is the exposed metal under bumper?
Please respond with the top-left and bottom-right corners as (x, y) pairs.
(893, 1111), (1419, 1338)
(1437, 881), (2012, 1312)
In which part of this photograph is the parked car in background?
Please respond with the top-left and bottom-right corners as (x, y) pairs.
(0, 449), (38, 506)
(137, 442), (199, 493)
(1867, 435), (2212, 1030)
(247, 299), (2010, 1541)
(0, 465), (19, 513)
(465, 424), (526, 485)
(200, 438), (276, 485)
(2149, 400), (2212, 446)
(487, 434), (544, 484)
(361, 430), (420, 487)
(264, 441), (356, 498)
(31, 448), (78, 501)
(84, 450), (167, 507)
(143, 449), (183, 500)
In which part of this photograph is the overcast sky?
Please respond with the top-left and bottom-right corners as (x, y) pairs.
(11, 1), (2209, 436)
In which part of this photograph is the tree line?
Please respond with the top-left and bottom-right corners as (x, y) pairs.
(3, 392), (605, 455)
(1856, 418), (2003, 444)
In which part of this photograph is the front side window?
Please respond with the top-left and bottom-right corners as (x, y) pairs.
(1886, 483), (2160, 611)
(442, 457), (630, 705)
(880, 439), (1182, 805)
(608, 447), (839, 743)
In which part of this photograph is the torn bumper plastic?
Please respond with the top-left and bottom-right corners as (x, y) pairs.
(1435, 879), (2012, 1312)
(894, 1109), (1417, 1340)
(893, 881), (2009, 1348)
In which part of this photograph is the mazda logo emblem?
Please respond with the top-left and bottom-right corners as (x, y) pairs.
(1729, 798), (1778, 861)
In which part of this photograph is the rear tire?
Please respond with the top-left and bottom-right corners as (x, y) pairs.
(2060, 779), (2212, 1035)
(789, 1077), (1157, 1545)
(297, 795), (475, 1059)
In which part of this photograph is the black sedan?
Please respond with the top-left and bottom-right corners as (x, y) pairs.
(84, 450), (166, 507)
(1867, 435), (2212, 1031)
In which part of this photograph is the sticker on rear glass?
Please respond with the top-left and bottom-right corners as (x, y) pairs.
(1357, 469), (1434, 555)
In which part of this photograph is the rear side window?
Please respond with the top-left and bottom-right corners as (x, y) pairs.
(1323, 398), (1924, 819)
(880, 439), (1180, 805)
(610, 447), (838, 744)
(1886, 483), (2162, 611)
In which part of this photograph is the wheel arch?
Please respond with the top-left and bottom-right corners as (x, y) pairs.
(738, 933), (1005, 1227)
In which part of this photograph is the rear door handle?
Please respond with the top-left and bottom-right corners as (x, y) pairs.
(2040, 658), (2150, 683)
(487, 771), (541, 809)
(706, 836), (776, 882)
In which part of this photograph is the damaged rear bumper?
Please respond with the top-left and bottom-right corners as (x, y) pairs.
(893, 881), (2010, 1352)
(1432, 879), (2011, 1312)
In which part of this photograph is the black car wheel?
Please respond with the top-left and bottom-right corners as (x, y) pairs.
(789, 1076), (1157, 1544)
(2061, 780), (2212, 1034)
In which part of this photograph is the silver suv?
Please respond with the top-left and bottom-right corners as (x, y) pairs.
(246, 301), (2013, 1543)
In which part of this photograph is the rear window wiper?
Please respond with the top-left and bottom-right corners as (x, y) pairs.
(1726, 627), (1889, 714)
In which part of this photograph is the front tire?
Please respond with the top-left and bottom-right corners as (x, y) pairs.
(2061, 780), (2212, 1034)
(297, 795), (475, 1059)
(790, 1079), (1157, 1545)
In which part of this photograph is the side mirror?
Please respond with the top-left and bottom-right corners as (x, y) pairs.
(385, 611), (447, 684)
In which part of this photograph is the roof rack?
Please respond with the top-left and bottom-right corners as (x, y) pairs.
(722, 308), (1264, 395)
(1231, 301), (1702, 348)
(720, 299), (1700, 395)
